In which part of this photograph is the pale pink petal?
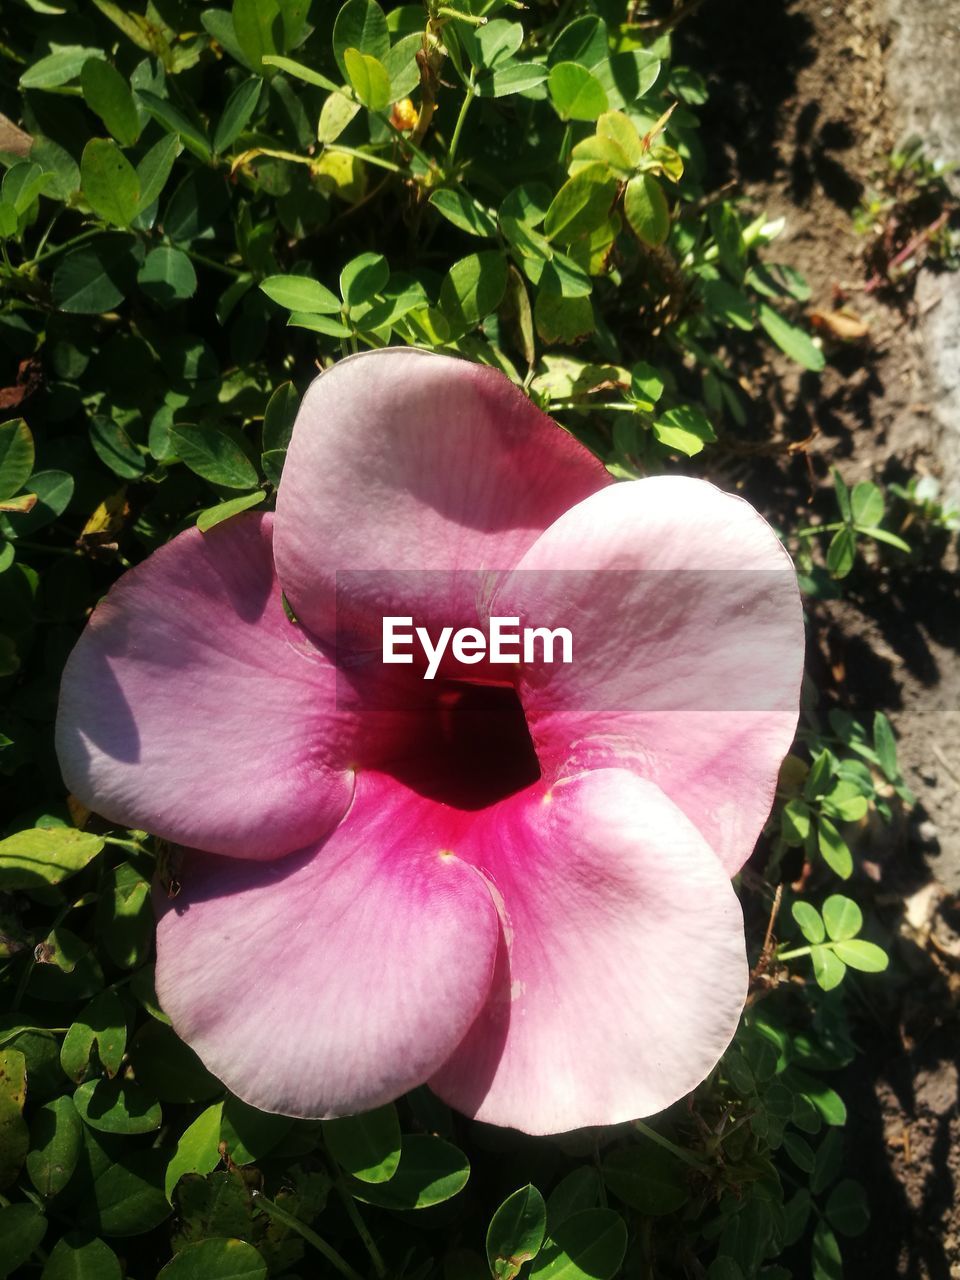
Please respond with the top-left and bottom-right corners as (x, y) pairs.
(490, 476), (804, 873)
(273, 349), (609, 643)
(430, 768), (748, 1134)
(154, 772), (499, 1117)
(56, 514), (355, 859)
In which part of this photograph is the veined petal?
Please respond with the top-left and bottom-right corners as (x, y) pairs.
(273, 349), (608, 644)
(154, 772), (500, 1117)
(56, 514), (355, 859)
(430, 768), (748, 1135)
(491, 476), (804, 873)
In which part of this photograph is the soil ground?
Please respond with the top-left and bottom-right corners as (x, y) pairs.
(676, 2), (960, 1275)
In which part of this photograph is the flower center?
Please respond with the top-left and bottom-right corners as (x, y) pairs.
(389, 679), (541, 811)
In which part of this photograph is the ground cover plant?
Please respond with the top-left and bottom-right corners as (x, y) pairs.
(0, 2), (920, 1277)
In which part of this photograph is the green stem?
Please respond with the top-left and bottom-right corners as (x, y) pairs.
(776, 944), (814, 960)
(436, 6), (488, 24)
(325, 144), (406, 175)
(633, 1119), (711, 1171)
(448, 80), (475, 166)
(335, 1179), (387, 1279)
(8, 540), (79, 557)
(26, 227), (102, 268)
(183, 249), (244, 278)
(253, 1194), (365, 1280)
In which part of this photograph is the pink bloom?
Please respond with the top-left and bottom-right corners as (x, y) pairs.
(56, 349), (803, 1135)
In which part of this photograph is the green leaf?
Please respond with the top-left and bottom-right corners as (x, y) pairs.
(350, 1135), (469, 1209)
(344, 47), (391, 111)
(158, 1238), (267, 1280)
(601, 1145), (686, 1215)
(429, 189), (498, 238)
(72, 1130), (170, 1237)
(27, 1096), (83, 1198)
(781, 797), (812, 845)
(137, 246), (197, 307)
(197, 491), (265, 531)
(548, 62), (608, 121)
(262, 381), (300, 453)
(382, 31), (422, 97)
(52, 235), (141, 313)
(439, 251), (508, 334)
(318, 89), (362, 142)
(232, 0), (281, 71)
(129, 1022), (221, 1104)
(624, 173), (670, 247)
(74, 1078), (162, 1135)
(530, 1208), (627, 1280)
(0, 1050), (28, 1190)
(474, 62), (548, 99)
(20, 48), (105, 90)
(165, 1102), (224, 1200)
(40, 1235), (121, 1280)
(0, 827), (104, 891)
(340, 251), (389, 306)
(0, 1202), (46, 1279)
(136, 90), (212, 163)
(89, 414), (146, 479)
(60, 991), (126, 1083)
(822, 894), (862, 941)
(136, 134), (182, 212)
(791, 901), (825, 944)
(81, 140), (140, 227)
(2, 469), (74, 536)
(97, 861), (153, 969)
(702, 278), (755, 329)
(260, 274), (341, 313)
(0, 419), (34, 501)
(782, 1131), (816, 1174)
(811, 1220), (843, 1280)
(872, 711), (899, 782)
(214, 77), (262, 152)
(323, 1104), (401, 1183)
(811, 946), (846, 991)
(333, 0), (389, 78)
(817, 816), (853, 879)
(832, 938), (888, 972)
(850, 480), (884, 528)
(544, 166), (618, 244)
(260, 55), (339, 91)
(758, 303), (825, 371)
(652, 404), (717, 456)
(487, 1184), (547, 1280)
(81, 60), (140, 147)
(220, 1096), (292, 1166)
(288, 312), (352, 337)
(170, 425), (259, 490)
(826, 525), (856, 578)
(545, 1169), (600, 1234)
(825, 1178), (869, 1237)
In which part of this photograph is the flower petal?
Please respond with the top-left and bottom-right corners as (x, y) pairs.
(56, 514), (354, 859)
(273, 349), (608, 642)
(430, 768), (748, 1135)
(492, 476), (804, 873)
(154, 772), (500, 1117)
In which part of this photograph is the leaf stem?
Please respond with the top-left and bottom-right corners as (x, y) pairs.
(252, 1193), (365, 1280)
(633, 1119), (711, 1170)
(324, 144), (406, 175)
(334, 1178), (387, 1279)
(448, 78), (475, 167)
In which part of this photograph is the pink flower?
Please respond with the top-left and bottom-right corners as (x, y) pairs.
(56, 349), (803, 1135)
